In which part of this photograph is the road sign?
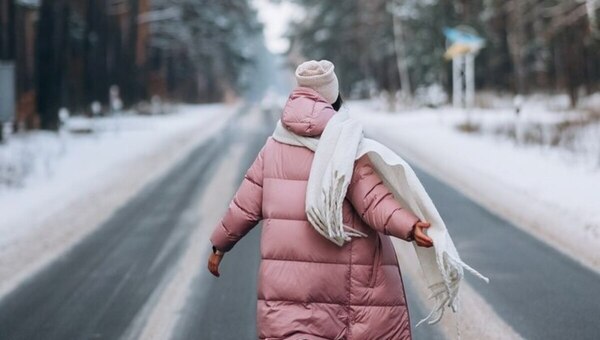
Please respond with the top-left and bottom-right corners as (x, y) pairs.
(443, 26), (485, 109)
(443, 27), (485, 47)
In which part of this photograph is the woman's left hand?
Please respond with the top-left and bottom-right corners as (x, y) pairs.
(208, 251), (224, 277)
(413, 221), (433, 248)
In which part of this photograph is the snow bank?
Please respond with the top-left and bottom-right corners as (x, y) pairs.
(0, 105), (234, 246)
(349, 100), (600, 273)
(0, 104), (237, 297)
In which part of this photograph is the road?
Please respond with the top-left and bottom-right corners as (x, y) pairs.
(0, 104), (264, 340)
(408, 154), (600, 339)
(0, 104), (599, 340)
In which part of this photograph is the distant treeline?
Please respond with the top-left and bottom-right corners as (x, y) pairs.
(287, 0), (600, 107)
(0, 0), (261, 131)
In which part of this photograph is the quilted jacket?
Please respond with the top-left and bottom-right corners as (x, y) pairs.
(210, 87), (420, 340)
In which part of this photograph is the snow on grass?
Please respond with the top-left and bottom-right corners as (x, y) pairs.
(348, 99), (600, 272)
(0, 104), (234, 248)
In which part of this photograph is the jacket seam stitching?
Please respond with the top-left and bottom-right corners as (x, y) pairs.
(370, 190), (393, 213)
(362, 179), (383, 199)
(264, 217), (308, 222)
(348, 235), (353, 338)
(244, 174), (263, 188)
(383, 207), (403, 235)
(263, 177), (307, 182)
(361, 183), (390, 217)
(261, 257), (399, 266)
(233, 197), (260, 220)
(219, 221), (232, 237)
(257, 298), (406, 307)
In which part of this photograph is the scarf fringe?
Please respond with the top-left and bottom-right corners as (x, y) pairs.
(306, 165), (369, 247)
(416, 250), (489, 328)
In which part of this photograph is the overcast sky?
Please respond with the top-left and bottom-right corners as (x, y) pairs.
(252, 0), (302, 54)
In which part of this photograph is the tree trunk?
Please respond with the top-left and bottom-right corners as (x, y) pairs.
(506, 0), (528, 94)
(84, 0), (110, 111)
(0, 0), (16, 60)
(36, 0), (69, 130)
(123, 0), (140, 106)
(391, 0), (412, 104)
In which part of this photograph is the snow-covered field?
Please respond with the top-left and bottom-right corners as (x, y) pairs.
(0, 104), (237, 297)
(349, 99), (600, 273)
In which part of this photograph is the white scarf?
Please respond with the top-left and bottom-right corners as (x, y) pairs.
(271, 110), (490, 328)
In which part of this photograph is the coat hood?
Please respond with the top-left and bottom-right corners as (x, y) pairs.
(281, 87), (336, 137)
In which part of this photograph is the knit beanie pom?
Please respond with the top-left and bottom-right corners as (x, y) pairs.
(295, 60), (339, 104)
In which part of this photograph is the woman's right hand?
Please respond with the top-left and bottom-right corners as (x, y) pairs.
(413, 221), (433, 248)
(208, 250), (224, 277)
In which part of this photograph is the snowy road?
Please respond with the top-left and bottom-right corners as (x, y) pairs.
(405, 158), (600, 340)
(0, 103), (262, 339)
(0, 105), (599, 339)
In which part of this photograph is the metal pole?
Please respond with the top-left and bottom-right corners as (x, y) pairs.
(452, 57), (460, 107)
(453, 56), (465, 108)
(465, 53), (475, 108)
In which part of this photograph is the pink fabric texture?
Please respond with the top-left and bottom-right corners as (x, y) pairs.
(210, 87), (420, 340)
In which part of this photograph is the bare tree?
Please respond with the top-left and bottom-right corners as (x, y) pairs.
(0, 0), (16, 60)
(505, 0), (529, 94)
(36, 0), (70, 130)
(389, 0), (412, 103)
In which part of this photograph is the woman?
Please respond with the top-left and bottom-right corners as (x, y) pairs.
(208, 60), (433, 340)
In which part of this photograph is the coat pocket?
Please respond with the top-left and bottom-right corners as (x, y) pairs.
(369, 235), (382, 288)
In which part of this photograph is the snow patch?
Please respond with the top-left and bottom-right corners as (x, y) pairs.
(349, 100), (600, 273)
(0, 104), (237, 298)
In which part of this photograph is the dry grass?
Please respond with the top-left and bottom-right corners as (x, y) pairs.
(456, 121), (481, 133)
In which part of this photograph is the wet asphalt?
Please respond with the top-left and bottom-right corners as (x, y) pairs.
(380, 136), (600, 340)
(0, 104), (242, 340)
(0, 105), (599, 340)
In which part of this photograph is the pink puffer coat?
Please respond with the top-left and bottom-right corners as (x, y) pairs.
(210, 87), (420, 340)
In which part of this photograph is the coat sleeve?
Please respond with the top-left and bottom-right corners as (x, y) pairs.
(210, 145), (265, 252)
(346, 154), (420, 241)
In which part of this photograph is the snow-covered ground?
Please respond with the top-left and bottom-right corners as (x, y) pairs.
(349, 99), (600, 273)
(0, 104), (237, 297)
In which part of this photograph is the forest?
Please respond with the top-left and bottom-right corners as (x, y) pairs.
(287, 0), (600, 108)
(1, 0), (599, 134)
(0, 0), (261, 132)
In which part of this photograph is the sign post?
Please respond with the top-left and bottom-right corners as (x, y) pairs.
(443, 27), (485, 109)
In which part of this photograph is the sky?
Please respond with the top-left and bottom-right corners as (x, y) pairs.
(252, 0), (301, 54)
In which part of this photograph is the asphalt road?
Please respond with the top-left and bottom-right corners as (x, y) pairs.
(0, 104), (257, 339)
(382, 140), (600, 340)
(0, 105), (599, 340)
(429, 163), (600, 339)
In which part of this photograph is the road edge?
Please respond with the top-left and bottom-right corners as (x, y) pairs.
(374, 129), (600, 275)
(0, 104), (240, 300)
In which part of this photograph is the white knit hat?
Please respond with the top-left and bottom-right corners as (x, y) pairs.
(295, 60), (339, 104)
